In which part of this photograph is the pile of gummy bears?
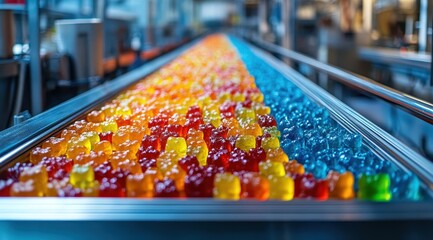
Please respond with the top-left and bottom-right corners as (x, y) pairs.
(0, 34), (421, 201)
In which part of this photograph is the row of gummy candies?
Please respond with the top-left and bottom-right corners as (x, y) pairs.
(0, 35), (384, 201)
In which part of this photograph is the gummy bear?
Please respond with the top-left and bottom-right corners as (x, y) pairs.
(213, 173), (241, 200)
(358, 173), (392, 201)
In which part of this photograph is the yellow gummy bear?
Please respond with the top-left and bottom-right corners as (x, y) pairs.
(259, 160), (286, 177)
(268, 175), (294, 200)
(69, 164), (95, 189)
(235, 135), (256, 152)
(261, 136), (280, 150)
(213, 173), (241, 200)
(165, 137), (187, 158)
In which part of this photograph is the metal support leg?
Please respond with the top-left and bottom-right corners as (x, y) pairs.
(28, 0), (43, 114)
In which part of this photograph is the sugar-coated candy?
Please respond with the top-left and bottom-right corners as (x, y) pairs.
(262, 127), (280, 138)
(100, 120), (118, 133)
(187, 145), (208, 166)
(118, 159), (142, 174)
(358, 173), (391, 201)
(213, 173), (241, 200)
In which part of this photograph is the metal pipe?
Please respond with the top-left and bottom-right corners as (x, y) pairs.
(244, 34), (433, 124)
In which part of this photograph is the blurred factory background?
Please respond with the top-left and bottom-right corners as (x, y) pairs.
(0, 0), (432, 161)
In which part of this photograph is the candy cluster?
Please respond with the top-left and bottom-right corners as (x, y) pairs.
(0, 35), (420, 201)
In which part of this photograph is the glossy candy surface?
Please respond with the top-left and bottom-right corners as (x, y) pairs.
(0, 35), (420, 201)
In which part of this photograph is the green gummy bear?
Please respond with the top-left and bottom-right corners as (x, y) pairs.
(358, 173), (392, 202)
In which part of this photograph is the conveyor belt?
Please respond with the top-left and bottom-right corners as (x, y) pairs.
(0, 34), (432, 238)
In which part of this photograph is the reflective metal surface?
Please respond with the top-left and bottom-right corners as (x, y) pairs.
(0, 198), (432, 221)
(240, 33), (433, 125)
(358, 47), (431, 70)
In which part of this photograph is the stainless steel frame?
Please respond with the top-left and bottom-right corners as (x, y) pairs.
(0, 36), (432, 225)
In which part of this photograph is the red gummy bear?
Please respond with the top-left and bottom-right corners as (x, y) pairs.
(186, 106), (202, 119)
(115, 116), (131, 127)
(199, 123), (216, 146)
(110, 169), (130, 188)
(240, 172), (269, 200)
(0, 179), (14, 197)
(7, 162), (34, 181)
(141, 135), (161, 151)
(293, 174), (329, 200)
(154, 178), (180, 198)
(138, 158), (157, 173)
(255, 133), (271, 148)
(184, 166), (221, 198)
(228, 148), (249, 173)
(94, 162), (114, 182)
(99, 131), (113, 143)
(137, 146), (160, 160)
(164, 124), (186, 138)
(210, 137), (231, 152)
(99, 178), (125, 197)
(207, 148), (229, 169)
(257, 115), (277, 128)
(57, 185), (83, 198)
(211, 126), (228, 139)
(184, 117), (204, 132)
(148, 115), (168, 129)
(178, 155), (200, 172)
